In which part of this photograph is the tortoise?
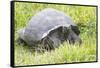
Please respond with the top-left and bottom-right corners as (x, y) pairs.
(17, 8), (81, 50)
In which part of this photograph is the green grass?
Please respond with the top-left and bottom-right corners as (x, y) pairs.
(15, 38), (96, 66)
(14, 2), (97, 66)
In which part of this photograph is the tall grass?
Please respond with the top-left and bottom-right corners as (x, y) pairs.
(14, 2), (97, 66)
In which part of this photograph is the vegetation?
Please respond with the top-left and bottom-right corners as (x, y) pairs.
(14, 2), (97, 66)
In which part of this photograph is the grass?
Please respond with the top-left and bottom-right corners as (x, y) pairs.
(14, 2), (97, 66)
(15, 38), (96, 66)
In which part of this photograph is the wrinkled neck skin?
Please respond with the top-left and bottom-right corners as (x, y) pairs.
(67, 29), (82, 45)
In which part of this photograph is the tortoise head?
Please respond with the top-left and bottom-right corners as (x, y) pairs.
(66, 27), (82, 44)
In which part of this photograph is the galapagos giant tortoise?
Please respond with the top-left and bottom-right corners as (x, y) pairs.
(18, 8), (81, 50)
